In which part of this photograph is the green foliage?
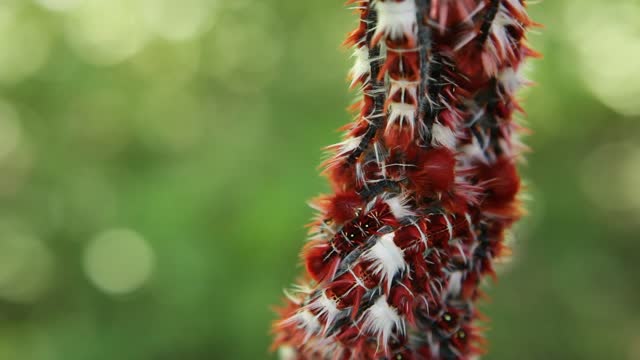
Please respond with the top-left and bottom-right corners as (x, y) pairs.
(0, 1), (639, 359)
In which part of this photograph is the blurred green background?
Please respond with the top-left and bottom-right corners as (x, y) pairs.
(0, 0), (639, 359)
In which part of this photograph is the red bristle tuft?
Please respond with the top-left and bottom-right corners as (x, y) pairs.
(409, 147), (457, 195)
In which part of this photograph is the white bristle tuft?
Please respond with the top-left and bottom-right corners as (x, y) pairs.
(362, 232), (407, 292)
(278, 346), (297, 360)
(459, 135), (489, 165)
(446, 270), (464, 296)
(374, 0), (417, 43)
(386, 102), (417, 136)
(281, 310), (321, 342)
(384, 196), (414, 220)
(360, 296), (405, 350)
(498, 66), (528, 95)
(349, 46), (370, 88)
(431, 122), (458, 149)
(308, 291), (341, 331)
(325, 135), (364, 168)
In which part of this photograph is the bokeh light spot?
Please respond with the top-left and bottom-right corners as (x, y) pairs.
(565, 1), (640, 116)
(0, 1), (18, 25)
(84, 228), (155, 295)
(35, 0), (84, 12)
(139, 0), (216, 42)
(0, 222), (54, 303)
(0, 13), (51, 83)
(65, 0), (150, 66)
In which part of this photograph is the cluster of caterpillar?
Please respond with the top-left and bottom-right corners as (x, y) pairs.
(273, 1), (539, 359)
